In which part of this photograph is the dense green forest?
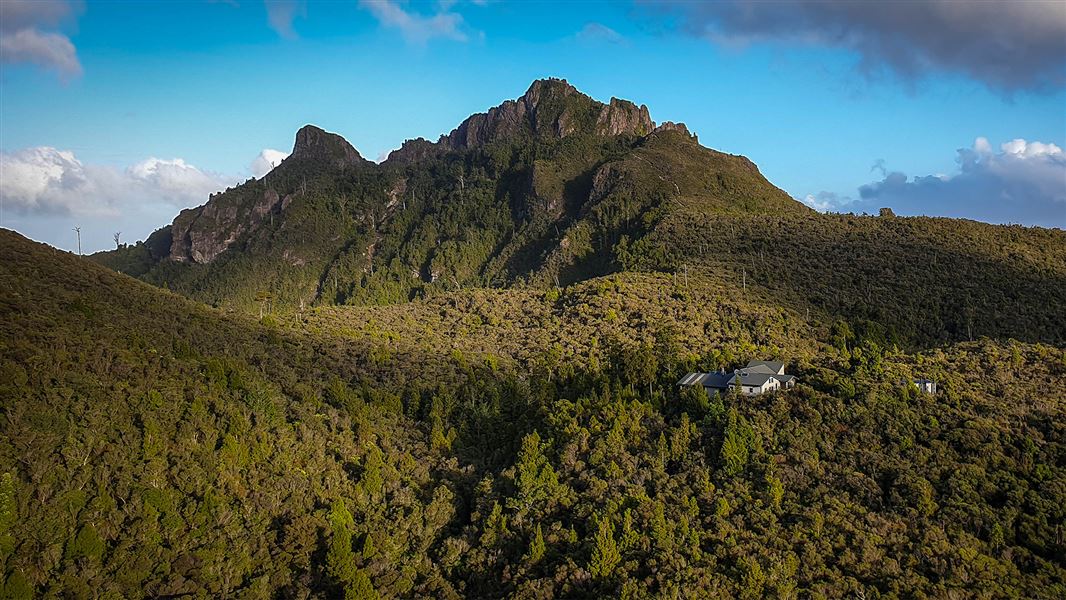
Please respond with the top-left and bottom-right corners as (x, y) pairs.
(4, 229), (1064, 598)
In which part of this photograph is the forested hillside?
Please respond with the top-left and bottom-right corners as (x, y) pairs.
(4, 229), (1064, 598)
(91, 79), (805, 312)
(644, 211), (1066, 346)
(91, 79), (1066, 350)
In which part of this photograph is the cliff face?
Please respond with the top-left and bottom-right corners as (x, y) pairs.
(441, 78), (656, 150)
(166, 125), (363, 264)
(169, 188), (292, 264)
(287, 124), (368, 168)
(595, 97), (653, 136)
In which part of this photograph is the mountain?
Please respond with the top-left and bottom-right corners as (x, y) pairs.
(92, 78), (805, 309)
(4, 228), (1065, 598)
(167, 124), (370, 265)
(92, 79), (1066, 349)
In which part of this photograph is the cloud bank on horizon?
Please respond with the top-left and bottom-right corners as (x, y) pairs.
(0, 146), (290, 252)
(803, 137), (1066, 228)
(0, 146), (290, 218)
(653, 0), (1066, 93)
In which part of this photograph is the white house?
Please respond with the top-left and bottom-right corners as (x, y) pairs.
(678, 360), (796, 397)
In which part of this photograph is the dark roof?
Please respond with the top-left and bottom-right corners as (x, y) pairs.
(734, 371), (775, 387)
(677, 371), (733, 389)
(680, 365), (796, 391)
(746, 360), (785, 374)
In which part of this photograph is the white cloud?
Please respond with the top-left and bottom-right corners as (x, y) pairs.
(806, 137), (1066, 228)
(0, 28), (81, 78)
(250, 148), (290, 177)
(265, 0), (305, 39)
(1, 147), (113, 216)
(801, 191), (844, 212)
(998, 138), (1062, 159)
(358, 0), (470, 44)
(0, 147), (232, 218)
(0, 145), (295, 253)
(0, 0), (82, 79)
(128, 157), (230, 206)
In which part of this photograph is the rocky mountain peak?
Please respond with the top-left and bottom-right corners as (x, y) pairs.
(442, 78), (658, 150)
(291, 124), (366, 167)
(519, 77), (578, 110)
(385, 137), (441, 165)
(595, 97), (654, 137)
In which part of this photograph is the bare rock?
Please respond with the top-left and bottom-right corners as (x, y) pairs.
(595, 98), (653, 136)
(289, 124), (367, 168)
(168, 187), (289, 264)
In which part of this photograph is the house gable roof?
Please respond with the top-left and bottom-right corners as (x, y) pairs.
(733, 371), (776, 387)
(746, 360), (785, 374)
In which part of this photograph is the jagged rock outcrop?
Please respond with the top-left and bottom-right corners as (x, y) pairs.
(442, 78), (657, 150)
(169, 187), (290, 263)
(165, 125), (364, 264)
(595, 97), (653, 136)
(285, 124), (368, 169)
(385, 138), (441, 165)
(652, 121), (696, 141)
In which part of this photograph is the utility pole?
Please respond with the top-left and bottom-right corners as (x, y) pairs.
(73, 227), (81, 255)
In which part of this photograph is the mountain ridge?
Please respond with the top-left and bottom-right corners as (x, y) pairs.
(89, 79), (1066, 349)
(93, 78), (802, 307)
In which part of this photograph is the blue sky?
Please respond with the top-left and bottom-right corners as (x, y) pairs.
(2, 0), (1064, 252)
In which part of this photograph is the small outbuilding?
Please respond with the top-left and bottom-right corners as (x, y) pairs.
(914, 379), (937, 394)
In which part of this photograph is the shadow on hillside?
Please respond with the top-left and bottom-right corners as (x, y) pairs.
(655, 214), (1066, 349)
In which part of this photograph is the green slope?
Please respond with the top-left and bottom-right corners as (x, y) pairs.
(644, 211), (1066, 345)
(91, 80), (1066, 351)
(5, 229), (1066, 598)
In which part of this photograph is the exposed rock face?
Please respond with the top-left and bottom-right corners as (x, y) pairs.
(385, 138), (441, 165)
(166, 125), (364, 264)
(652, 121), (696, 141)
(169, 187), (289, 264)
(287, 124), (367, 168)
(385, 178), (407, 210)
(595, 97), (653, 136)
(443, 91), (537, 149)
(443, 78), (656, 150)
